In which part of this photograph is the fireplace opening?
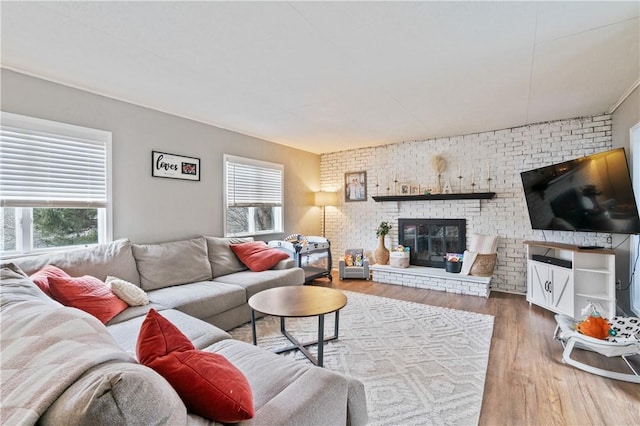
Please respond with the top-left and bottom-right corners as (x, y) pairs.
(398, 218), (466, 268)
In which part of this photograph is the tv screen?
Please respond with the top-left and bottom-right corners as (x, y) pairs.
(520, 148), (640, 234)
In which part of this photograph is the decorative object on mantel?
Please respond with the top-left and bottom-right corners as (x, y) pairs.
(345, 171), (367, 202)
(374, 221), (392, 265)
(152, 150), (200, 181)
(430, 155), (447, 194)
(470, 167), (477, 193)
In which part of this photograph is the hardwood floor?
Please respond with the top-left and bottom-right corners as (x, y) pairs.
(312, 273), (640, 426)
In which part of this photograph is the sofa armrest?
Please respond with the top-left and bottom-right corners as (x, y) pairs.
(270, 258), (295, 270)
(338, 259), (346, 279)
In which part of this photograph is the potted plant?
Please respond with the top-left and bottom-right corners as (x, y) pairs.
(375, 221), (392, 265)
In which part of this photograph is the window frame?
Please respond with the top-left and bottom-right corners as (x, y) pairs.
(0, 112), (112, 258)
(223, 154), (284, 237)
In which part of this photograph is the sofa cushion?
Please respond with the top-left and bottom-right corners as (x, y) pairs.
(10, 238), (141, 285)
(106, 302), (168, 326)
(39, 362), (188, 425)
(205, 236), (253, 277)
(106, 276), (149, 306)
(48, 275), (128, 324)
(213, 268), (305, 299)
(147, 281), (246, 321)
(107, 308), (231, 353)
(132, 237), (212, 290)
(29, 265), (70, 297)
(204, 339), (352, 425)
(231, 241), (291, 272)
(137, 309), (254, 422)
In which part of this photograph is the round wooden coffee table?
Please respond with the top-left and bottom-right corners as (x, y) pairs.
(248, 286), (347, 367)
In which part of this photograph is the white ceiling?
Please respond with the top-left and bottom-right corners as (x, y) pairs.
(1, 1), (639, 154)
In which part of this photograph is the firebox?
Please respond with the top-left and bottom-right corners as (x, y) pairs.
(398, 218), (466, 268)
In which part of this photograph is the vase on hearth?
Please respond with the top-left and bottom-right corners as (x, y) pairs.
(375, 235), (390, 265)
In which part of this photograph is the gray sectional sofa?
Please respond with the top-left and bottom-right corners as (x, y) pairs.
(1, 236), (367, 425)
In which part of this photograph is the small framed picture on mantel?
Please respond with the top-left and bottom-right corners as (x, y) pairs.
(152, 151), (201, 181)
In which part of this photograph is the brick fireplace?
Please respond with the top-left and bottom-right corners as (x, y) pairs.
(372, 217), (491, 298)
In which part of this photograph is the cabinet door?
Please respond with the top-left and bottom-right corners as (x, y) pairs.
(549, 266), (573, 316)
(528, 262), (550, 305)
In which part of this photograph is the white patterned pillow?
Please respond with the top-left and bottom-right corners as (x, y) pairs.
(106, 276), (149, 306)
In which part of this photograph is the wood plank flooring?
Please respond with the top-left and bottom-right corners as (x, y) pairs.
(312, 273), (640, 426)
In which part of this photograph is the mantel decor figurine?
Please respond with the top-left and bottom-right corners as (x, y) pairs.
(431, 155), (447, 194)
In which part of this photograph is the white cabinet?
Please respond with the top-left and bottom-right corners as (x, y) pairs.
(528, 262), (574, 316)
(525, 241), (616, 319)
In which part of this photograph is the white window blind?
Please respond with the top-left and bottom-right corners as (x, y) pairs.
(225, 155), (283, 207)
(0, 112), (111, 208)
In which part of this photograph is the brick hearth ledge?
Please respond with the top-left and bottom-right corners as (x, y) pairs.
(371, 265), (491, 298)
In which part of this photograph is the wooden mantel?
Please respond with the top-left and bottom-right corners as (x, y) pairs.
(372, 192), (496, 202)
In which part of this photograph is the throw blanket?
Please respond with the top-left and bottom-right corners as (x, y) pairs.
(1, 300), (134, 425)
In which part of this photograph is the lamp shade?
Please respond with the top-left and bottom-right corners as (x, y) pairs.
(314, 191), (338, 207)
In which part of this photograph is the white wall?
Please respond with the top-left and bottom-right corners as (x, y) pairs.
(1, 69), (321, 243)
(321, 115), (614, 294)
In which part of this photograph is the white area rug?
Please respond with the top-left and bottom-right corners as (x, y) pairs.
(230, 291), (494, 425)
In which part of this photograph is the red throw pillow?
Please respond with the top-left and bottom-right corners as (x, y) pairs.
(230, 241), (289, 272)
(48, 275), (128, 324)
(137, 309), (254, 422)
(29, 265), (70, 297)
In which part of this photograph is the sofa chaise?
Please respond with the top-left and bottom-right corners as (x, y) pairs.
(1, 236), (367, 425)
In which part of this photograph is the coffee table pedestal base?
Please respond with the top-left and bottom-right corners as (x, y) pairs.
(251, 310), (340, 367)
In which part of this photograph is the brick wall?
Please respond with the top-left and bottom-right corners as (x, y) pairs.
(320, 114), (613, 294)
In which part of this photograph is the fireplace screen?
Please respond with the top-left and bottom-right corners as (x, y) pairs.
(398, 219), (466, 268)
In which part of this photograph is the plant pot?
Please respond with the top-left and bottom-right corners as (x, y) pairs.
(445, 260), (462, 273)
(375, 235), (390, 265)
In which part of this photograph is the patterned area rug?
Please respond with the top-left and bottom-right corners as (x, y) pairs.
(229, 290), (494, 425)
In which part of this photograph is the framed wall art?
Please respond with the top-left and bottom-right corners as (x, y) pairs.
(345, 171), (367, 202)
(152, 151), (201, 181)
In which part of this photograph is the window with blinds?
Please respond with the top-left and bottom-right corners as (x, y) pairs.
(0, 112), (112, 256)
(224, 154), (283, 236)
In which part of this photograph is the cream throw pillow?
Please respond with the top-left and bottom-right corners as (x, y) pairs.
(106, 276), (149, 306)
(468, 234), (498, 254)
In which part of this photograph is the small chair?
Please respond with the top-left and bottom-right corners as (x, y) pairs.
(338, 249), (370, 280)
